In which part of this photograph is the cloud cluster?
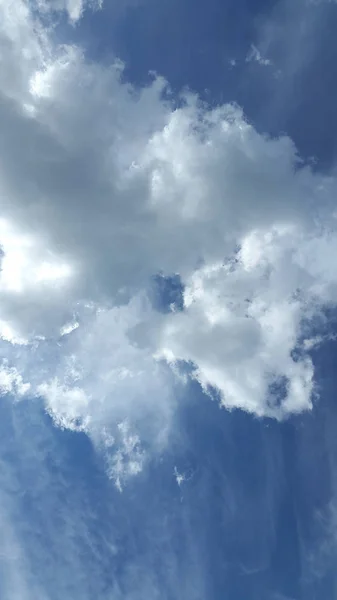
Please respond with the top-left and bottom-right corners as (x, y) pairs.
(2, 0), (337, 478)
(154, 224), (337, 419)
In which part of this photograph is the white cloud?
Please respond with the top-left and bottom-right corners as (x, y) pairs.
(3, 3), (337, 599)
(155, 227), (317, 418)
(1, 0), (337, 465)
(173, 465), (193, 488)
(0, 362), (30, 397)
(153, 219), (337, 418)
(246, 44), (272, 66)
(174, 466), (186, 487)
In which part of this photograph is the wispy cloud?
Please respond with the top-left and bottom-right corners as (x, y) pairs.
(246, 44), (272, 66)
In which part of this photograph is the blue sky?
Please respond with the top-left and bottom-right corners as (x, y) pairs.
(1, 0), (337, 599)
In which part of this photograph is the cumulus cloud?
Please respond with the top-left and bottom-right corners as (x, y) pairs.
(1, 0), (337, 476)
(154, 224), (333, 419)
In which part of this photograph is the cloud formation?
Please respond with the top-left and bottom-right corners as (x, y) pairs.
(1, 0), (337, 475)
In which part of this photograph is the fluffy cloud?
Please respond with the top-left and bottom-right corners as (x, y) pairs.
(155, 227), (317, 419)
(1, 0), (337, 473)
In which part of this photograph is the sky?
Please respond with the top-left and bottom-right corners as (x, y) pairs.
(1, 0), (337, 598)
